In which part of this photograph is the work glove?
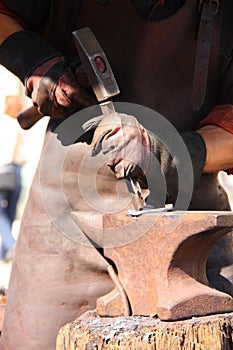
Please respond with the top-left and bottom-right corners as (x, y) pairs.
(85, 114), (207, 205)
(90, 113), (151, 181)
(0, 31), (95, 119)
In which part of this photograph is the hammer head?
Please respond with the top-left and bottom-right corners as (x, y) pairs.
(73, 27), (120, 102)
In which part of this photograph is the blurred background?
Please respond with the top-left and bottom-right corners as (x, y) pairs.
(0, 64), (233, 291)
(0, 65), (48, 289)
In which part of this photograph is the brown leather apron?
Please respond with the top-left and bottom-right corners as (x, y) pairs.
(0, 128), (119, 350)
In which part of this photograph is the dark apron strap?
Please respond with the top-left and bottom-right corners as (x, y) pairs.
(191, 0), (220, 111)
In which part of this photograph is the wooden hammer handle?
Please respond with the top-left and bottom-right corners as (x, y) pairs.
(17, 106), (44, 130)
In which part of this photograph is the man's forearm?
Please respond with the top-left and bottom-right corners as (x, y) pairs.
(197, 125), (233, 173)
(0, 14), (23, 44)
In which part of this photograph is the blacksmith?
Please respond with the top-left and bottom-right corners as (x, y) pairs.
(0, 1), (232, 349)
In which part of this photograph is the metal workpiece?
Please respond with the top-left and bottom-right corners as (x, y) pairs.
(94, 211), (233, 321)
(127, 203), (174, 216)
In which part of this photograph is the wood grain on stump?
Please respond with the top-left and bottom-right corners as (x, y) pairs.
(56, 312), (233, 350)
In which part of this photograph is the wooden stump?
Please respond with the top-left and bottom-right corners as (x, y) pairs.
(56, 311), (233, 350)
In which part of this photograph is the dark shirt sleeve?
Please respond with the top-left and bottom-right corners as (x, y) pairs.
(1, 0), (50, 26)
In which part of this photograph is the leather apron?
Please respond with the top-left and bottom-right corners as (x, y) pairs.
(1, 2), (232, 350)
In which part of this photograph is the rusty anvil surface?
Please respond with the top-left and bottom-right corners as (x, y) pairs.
(72, 210), (233, 321)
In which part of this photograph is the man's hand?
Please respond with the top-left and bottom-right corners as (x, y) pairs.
(91, 113), (151, 180)
(0, 30), (96, 120)
(89, 113), (207, 206)
(26, 56), (96, 118)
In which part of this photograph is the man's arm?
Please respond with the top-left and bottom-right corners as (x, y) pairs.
(197, 125), (233, 173)
(197, 104), (233, 173)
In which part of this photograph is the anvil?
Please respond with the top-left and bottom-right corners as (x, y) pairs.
(72, 210), (233, 321)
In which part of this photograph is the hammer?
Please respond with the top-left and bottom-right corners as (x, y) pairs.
(17, 28), (119, 130)
(73, 27), (146, 211)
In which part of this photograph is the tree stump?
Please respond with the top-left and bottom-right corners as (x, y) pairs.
(56, 311), (233, 350)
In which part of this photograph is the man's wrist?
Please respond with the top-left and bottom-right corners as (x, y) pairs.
(197, 105), (233, 173)
(0, 30), (61, 82)
(148, 129), (207, 187)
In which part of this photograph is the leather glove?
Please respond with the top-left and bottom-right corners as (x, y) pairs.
(26, 56), (95, 118)
(86, 114), (206, 205)
(90, 113), (151, 180)
(0, 31), (95, 119)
